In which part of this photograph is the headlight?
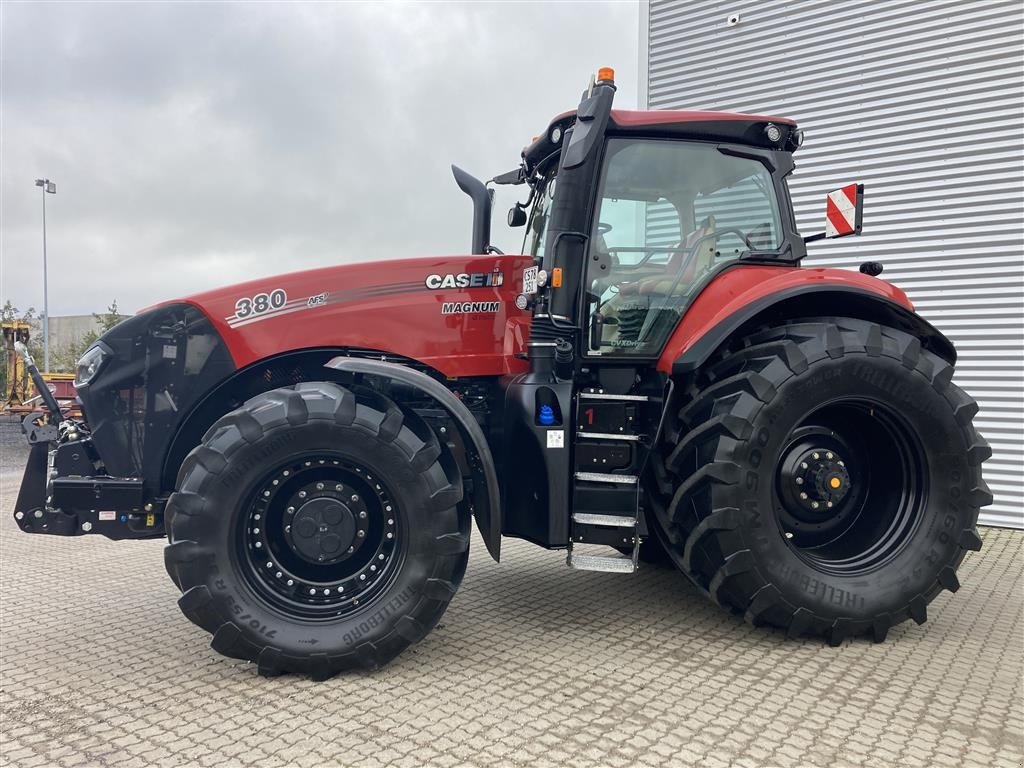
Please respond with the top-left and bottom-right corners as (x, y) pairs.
(74, 344), (110, 387)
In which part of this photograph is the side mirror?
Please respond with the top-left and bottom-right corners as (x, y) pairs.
(508, 205), (527, 227)
(824, 183), (864, 238)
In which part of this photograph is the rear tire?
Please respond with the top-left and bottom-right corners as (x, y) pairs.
(164, 381), (469, 678)
(651, 317), (991, 645)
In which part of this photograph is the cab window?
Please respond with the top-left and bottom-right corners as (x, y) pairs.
(586, 139), (783, 356)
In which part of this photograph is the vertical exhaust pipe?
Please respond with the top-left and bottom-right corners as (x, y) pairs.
(451, 165), (492, 255)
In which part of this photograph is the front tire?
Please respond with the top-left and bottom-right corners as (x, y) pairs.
(652, 317), (991, 645)
(164, 381), (469, 678)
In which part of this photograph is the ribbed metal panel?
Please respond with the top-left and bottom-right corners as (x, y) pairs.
(645, 0), (1023, 528)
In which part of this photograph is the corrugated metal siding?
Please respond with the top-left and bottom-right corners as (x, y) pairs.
(645, 0), (1023, 528)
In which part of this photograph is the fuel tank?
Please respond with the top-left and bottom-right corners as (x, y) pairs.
(164, 255), (534, 378)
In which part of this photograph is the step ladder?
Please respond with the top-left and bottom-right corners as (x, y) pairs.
(567, 389), (650, 573)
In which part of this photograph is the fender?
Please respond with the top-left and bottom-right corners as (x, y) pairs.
(659, 266), (957, 376)
(323, 356), (502, 562)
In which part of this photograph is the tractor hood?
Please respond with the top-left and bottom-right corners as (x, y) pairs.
(165, 254), (534, 378)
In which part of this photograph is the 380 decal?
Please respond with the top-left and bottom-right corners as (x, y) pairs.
(235, 289), (287, 319)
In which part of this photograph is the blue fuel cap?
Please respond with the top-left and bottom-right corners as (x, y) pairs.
(538, 404), (555, 426)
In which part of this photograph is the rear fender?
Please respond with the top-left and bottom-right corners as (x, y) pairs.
(323, 357), (502, 562)
(660, 268), (956, 376)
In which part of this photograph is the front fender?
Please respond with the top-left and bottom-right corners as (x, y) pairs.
(323, 356), (502, 562)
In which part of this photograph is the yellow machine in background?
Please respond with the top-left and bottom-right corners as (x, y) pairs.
(3, 321), (32, 411)
(2, 322), (79, 415)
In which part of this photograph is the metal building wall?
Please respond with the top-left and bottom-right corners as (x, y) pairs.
(644, 0), (1023, 528)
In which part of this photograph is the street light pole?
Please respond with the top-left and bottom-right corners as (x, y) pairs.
(34, 178), (56, 373)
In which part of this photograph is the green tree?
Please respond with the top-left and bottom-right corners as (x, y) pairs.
(55, 300), (123, 372)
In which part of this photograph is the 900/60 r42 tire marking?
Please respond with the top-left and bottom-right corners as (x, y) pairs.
(651, 317), (991, 645)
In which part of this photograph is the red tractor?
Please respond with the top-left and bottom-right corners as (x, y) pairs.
(13, 69), (990, 678)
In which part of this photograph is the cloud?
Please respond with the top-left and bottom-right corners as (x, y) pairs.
(1, 1), (638, 314)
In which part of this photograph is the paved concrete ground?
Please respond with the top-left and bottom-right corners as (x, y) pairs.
(1, 448), (1022, 767)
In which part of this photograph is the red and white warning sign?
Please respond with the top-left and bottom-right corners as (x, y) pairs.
(825, 183), (863, 238)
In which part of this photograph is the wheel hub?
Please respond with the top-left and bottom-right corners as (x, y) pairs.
(789, 448), (851, 520)
(776, 427), (864, 545)
(238, 455), (400, 617)
(288, 497), (357, 564)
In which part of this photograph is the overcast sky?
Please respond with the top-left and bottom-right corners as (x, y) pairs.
(1, 1), (639, 316)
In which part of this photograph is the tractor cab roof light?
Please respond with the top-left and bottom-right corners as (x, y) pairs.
(597, 67), (615, 83)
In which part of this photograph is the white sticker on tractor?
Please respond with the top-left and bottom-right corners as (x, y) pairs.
(98, 511), (116, 521)
(522, 266), (539, 295)
(547, 430), (564, 449)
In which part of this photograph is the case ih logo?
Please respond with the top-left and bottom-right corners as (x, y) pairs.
(424, 271), (504, 290)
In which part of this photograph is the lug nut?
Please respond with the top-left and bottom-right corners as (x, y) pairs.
(287, 506), (295, 514)
(811, 502), (819, 509)
(799, 492), (808, 500)
(795, 477), (804, 485)
(82, 522), (93, 532)
(826, 452), (834, 460)
(298, 491), (307, 499)
(359, 511), (367, 519)
(335, 484), (343, 491)
(316, 482), (324, 490)
(255, 542), (262, 548)
(287, 579), (294, 586)
(800, 462), (808, 470)
(15, 511), (23, 521)
(785, 532), (794, 539)
(357, 530), (365, 538)
(812, 452), (820, 460)
(827, 502), (834, 508)
(34, 510), (43, 519)
(351, 494), (359, 502)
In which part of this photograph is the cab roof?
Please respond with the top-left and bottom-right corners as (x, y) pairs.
(523, 108), (800, 174)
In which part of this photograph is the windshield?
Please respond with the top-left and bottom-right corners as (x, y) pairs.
(587, 138), (784, 356)
(523, 172), (557, 259)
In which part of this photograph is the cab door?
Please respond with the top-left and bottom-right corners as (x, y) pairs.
(584, 138), (787, 359)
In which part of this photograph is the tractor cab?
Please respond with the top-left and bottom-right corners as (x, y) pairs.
(469, 68), (816, 568)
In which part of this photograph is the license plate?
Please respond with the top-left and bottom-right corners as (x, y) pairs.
(522, 266), (539, 295)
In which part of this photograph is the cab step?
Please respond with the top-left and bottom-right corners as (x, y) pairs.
(567, 551), (637, 573)
(574, 471), (638, 484)
(572, 512), (636, 527)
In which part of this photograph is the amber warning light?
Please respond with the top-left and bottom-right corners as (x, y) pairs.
(597, 67), (615, 83)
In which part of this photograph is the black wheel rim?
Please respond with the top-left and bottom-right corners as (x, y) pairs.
(236, 453), (403, 619)
(774, 399), (927, 576)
